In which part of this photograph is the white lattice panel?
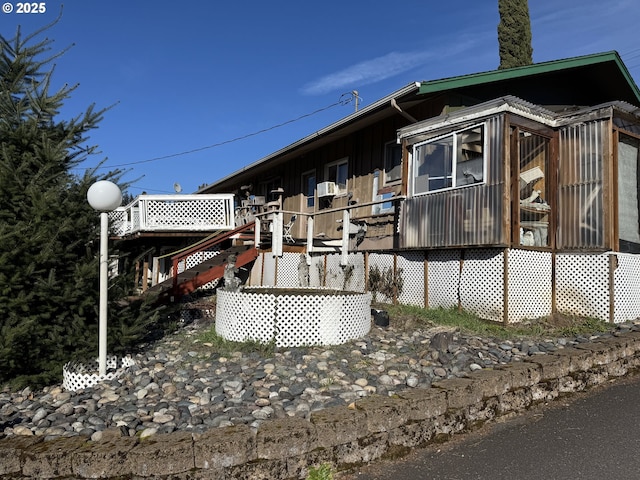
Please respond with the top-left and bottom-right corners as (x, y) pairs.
(145, 199), (229, 229)
(334, 292), (372, 343)
(199, 278), (221, 291)
(367, 253), (395, 303)
(556, 253), (610, 320)
(132, 209), (140, 231)
(309, 255), (325, 288)
(215, 289), (371, 347)
(324, 254), (346, 290)
(186, 248), (220, 270)
(613, 253), (640, 323)
(459, 249), (504, 322)
(506, 249), (552, 323)
(63, 356), (136, 392)
(427, 250), (461, 309)
(216, 290), (277, 343)
(397, 251), (425, 307)
(276, 293), (326, 346)
(109, 210), (127, 236)
(344, 253), (366, 292)
(318, 253), (366, 291)
(276, 252), (303, 288)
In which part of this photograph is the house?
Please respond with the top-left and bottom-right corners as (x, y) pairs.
(125, 51), (640, 323)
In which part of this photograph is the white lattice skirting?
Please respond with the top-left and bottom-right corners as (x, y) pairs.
(62, 356), (136, 392)
(216, 288), (372, 347)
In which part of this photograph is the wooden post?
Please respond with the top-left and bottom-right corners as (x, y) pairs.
(142, 257), (149, 292)
(609, 253), (617, 323)
(503, 248), (509, 325)
(424, 251), (429, 309)
(272, 211), (283, 257)
(254, 217), (261, 248)
(341, 209), (350, 266)
(307, 215), (314, 253)
(551, 251), (556, 316)
(394, 253), (400, 304)
(364, 251), (369, 293)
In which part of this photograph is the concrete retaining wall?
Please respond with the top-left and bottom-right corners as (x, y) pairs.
(2, 331), (640, 479)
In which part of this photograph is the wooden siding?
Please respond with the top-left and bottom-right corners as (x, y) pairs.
(280, 115), (412, 239)
(399, 116), (506, 248)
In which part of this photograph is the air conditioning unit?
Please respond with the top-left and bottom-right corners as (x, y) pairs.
(317, 181), (337, 197)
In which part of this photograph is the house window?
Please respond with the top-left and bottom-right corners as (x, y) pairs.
(301, 170), (316, 209)
(518, 130), (550, 247)
(384, 142), (402, 184)
(618, 135), (640, 250)
(325, 158), (348, 194)
(259, 177), (282, 200)
(412, 124), (485, 195)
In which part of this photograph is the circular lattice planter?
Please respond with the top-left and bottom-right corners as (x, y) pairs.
(62, 355), (135, 392)
(216, 287), (372, 347)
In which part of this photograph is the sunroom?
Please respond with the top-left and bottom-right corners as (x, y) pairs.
(394, 96), (640, 323)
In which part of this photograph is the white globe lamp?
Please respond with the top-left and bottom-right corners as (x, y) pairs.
(87, 180), (123, 211)
(87, 180), (122, 376)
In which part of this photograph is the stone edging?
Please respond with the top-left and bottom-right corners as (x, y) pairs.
(2, 331), (640, 479)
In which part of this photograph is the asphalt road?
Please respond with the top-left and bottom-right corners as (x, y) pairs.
(339, 372), (640, 480)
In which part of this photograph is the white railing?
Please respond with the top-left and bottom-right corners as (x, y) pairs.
(110, 194), (235, 236)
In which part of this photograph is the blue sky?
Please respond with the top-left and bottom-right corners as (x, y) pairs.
(4, 0), (640, 195)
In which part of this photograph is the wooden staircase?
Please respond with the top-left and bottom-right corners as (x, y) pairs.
(145, 222), (259, 300)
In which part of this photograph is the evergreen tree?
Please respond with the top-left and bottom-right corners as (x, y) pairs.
(497, 0), (533, 69)
(0, 24), (167, 388)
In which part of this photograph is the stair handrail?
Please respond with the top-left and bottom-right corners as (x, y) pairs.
(157, 230), (225, 260)
(171, 221), (255, 287)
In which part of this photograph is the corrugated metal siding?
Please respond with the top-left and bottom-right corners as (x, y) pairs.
(557, 121), (606, 249)
(400, 116), (505, 248)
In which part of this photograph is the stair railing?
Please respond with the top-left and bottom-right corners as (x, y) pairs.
(171, 221), (256, 290)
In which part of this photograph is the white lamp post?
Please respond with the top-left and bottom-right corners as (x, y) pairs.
(87, 180), (122, 376)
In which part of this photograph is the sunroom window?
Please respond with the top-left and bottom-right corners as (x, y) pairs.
(412, 124), (485, 195)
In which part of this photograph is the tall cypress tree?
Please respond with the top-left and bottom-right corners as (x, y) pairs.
(0, 24), (165, 388)
(497, 0), (534, 69)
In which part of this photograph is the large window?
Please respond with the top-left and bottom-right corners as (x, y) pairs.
(259, 177), (282, 200)
(518, 130), (550, 247)
(618, 135), (640, 250)
(412, 124), (485, 195)
(301, 170), (316, 209)
(384, 141), (402, 184)
(325, 158), (348, 194)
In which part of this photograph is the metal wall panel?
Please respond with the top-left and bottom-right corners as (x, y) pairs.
(557, 121), (606, 249)
(400, 115), (506, 249)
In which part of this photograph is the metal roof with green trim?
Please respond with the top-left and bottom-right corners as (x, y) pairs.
(418, 51), (640, 107)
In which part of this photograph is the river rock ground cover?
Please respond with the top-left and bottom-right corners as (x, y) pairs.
(1, 298), (638, 442)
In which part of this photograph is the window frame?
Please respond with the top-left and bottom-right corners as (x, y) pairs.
(383, 141), (403, 185)
(258, 177), (282, 200)
(411, 123), (487, 196)
(515, 127), (552, 248)
(325, 157), (349, 195)
(301, 169), (316, 209)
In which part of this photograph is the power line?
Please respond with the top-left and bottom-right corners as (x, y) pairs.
(90, 93), (356, 170)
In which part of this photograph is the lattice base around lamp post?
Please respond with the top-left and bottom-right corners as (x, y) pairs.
(62, 356), (135, 391)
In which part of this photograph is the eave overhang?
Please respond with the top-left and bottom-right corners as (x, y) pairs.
(199, 82), (421, 193)
(419, 51), (640, 107)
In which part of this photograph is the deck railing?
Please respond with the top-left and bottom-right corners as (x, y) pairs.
(110, 194), (235, 236)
